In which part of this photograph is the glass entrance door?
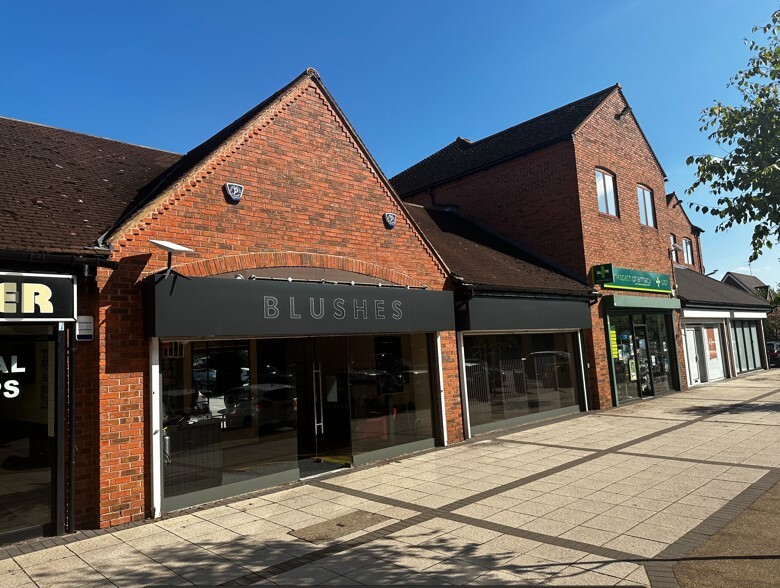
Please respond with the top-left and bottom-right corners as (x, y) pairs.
(294, 339), (352, 478)
(633, 325), (653, 397)
(610, 313), (675, 404)
(685, 328), (701, 385)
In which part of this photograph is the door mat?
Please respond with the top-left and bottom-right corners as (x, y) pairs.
(290, 510), (390, 543)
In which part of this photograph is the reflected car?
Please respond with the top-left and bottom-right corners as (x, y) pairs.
(223, 384), (298, 429)
(162, 388), (209, 424)
(464, 359), (504, 390)
(766, 341), (780, 367)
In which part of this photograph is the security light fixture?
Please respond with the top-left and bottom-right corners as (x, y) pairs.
(149, 239), (194, 278)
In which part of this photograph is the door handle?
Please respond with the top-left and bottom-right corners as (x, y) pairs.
(313, 362), (324, 434)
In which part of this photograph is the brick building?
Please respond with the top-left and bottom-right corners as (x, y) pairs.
(404, 204), (598, 437)
(0, 69), (466, 541)
(394, 86), (774, 413)
(394, 85), (691, 409)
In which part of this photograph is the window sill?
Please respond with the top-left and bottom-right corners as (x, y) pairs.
(639, 224), (658, 230)
(598, 212), (621, 220)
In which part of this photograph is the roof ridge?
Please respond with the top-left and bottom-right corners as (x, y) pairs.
(391, 84), (620, 193)
(0, 115), (181, 156)
(453, 84), (619, 151)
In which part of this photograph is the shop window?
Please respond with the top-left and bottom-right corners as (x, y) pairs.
(670, 234), (678, 262)
(610, 313), (674, 403)
(595, 169), (618, 217)
(160, 334), (436, 507)
(0, 325), (56, 540)
(683, 238), (694, 265)
(464, 332), (581, 429)
(637, 185), (656, 227)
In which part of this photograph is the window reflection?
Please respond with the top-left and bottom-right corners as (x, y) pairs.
(161, 340), (297, 500)
(160, 334), (436, 502)
(0, 326), (56, 538)
(349, 334), (433, 455)
(464, 333), (581, 427)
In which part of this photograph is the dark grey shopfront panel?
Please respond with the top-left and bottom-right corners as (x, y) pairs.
(145, 276), (454, 338)
(462, 297), (592, 331)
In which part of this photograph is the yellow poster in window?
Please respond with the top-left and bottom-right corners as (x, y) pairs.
(610, 329), (619, 359)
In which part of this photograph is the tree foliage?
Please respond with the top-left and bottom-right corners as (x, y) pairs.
(687, 10), (780, 261)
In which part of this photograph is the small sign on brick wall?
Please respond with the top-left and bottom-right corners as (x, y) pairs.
(76, 315), (94, 341)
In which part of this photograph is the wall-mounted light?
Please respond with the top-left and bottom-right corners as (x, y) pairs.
(150, 239), (194, 278)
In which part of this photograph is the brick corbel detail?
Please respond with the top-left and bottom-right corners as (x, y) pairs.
(167, 252), (429, 289)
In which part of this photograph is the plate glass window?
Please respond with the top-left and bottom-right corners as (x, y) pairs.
(464, 332), (582, 427)
(595, 169), (618, 216)
(637, 185), (656, 227)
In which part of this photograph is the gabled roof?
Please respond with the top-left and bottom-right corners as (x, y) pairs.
(0, 117), (181, 255)
(406, 204), (595, 298)
(722, 271), (768, 292)
(676, 267), (771, 309)
(392, 85), (620, 196)
(666, 192), (704, 235)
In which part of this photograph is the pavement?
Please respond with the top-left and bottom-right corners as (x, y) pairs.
(2, 370), (779, 587)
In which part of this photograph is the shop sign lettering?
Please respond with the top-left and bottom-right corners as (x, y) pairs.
(0, 355), (25, 398)
(1, 282), (54, 314)
(262, 296), (403, 321)
(591, 265), (671, 294)
(0, 273), (76, 322)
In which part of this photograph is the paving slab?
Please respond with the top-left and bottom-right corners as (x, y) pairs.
(2, 370), (779, 586)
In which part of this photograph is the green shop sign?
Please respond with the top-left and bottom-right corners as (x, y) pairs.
(591, 263), (671, 294)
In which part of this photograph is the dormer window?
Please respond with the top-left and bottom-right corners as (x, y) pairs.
(595, 169), (618, 217)
(637, 185), (656, 227)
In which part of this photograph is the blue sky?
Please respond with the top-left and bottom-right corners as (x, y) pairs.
(3, 0), (778, 286)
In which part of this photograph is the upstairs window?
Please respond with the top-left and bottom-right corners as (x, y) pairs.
(637, 185), (656, 227)
(683, 238), (694, 265)
(595, 169), (618, 216)
(670, 234), (678, 262)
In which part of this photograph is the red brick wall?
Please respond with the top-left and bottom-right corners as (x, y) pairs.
(573, 91), (670, 277)
(91, 75), (461, 527)
(574, 90), (687, 405)
(404, 141), (587, 276)
(665, 193), (704, 273)
(403, 89), (688, 409)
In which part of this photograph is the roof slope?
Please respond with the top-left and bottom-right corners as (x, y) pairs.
(0, 117), (181, 255)
(676, 267), (771, 309)
(722, 271), (768, 291)
(406, 204), (594, 297)
(391, 85), (617, 196)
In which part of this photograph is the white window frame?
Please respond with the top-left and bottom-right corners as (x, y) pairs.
(637, 185), (656, 227)
(683, 238), (694, 265)
(595, 169), (618, 216)
(670, 234), (678, 262)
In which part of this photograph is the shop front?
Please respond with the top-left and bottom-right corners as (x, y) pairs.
(606, 309), (679, 402)
(146, 274), (454, 512)
(682, 319), (728, 385)
(457, 295), (592, 435)
(593, 264), (682, 405)
(0, 272), (75, 543)
(675, 268), (770, 385)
